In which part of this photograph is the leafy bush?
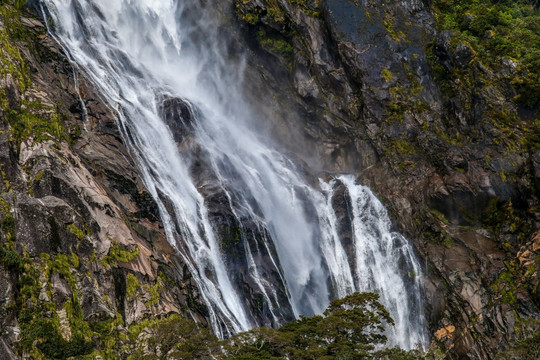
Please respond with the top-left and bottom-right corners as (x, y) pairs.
(223, 292), (412, 360)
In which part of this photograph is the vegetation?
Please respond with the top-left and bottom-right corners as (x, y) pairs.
(102, 241), (140, 266)
(496, 318), (540, 360)
(256, 29), (294, 65)
(223, 292), (395, 359)
(235, 0), (313, 67)
(381, 68), (394, 83)
(127, 314), (218, 360)
(288, 0), (321, 18)
(0, 2), (73, 148)
(431, 0), (540, 108)
(66, 224), (85, 241)
(126, 292), (441, 360)
(126, 272), (140, 298)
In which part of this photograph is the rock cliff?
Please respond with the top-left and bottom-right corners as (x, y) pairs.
(234, 0), (539, 358)
(0, 0), (538, 359)
(0, 3), (208, 357)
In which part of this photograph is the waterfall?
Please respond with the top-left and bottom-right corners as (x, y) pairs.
(43, 0), (428, 348)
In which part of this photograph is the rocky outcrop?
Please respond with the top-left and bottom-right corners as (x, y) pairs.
(1, 0), (538, 358)
(0, 4), (206, 357)
(234, 0), (540, 358)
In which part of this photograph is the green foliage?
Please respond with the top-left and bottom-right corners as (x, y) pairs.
(385, 139), (416, 156)
(382, 68), (394, 82)
(70, 251), (80, 268)
(289, 0), (321, 18)
(143, 280), (161, 307)
(102, 241), (139, 266)
(223, 292), (397, 359)
(481, 199), (532, 246)
(430, 209), (450, 225)
(34, 170), (45, 182)
(383, 79), (429, 123)
(0, 244), (22, 271)
(126, 272), (140, 298)
(67, 223), (85, 241)
(491, 269), (518, 304)
(496, 318), (540, 359)
(0, 198), (16, 242)
(431, 0), (540, 107)
(13, 0), (27, 10)
(16, 252), (97, 359)
(5, 107), (67, 145)
(235, 1), (297, 68)
(20, 315), (94, 359)
(256, 30), (294, 65)
(12, 250), (139, 359)
(384, 19), (406, 42)
(0, 4), (69, 148)
(127, 314), (218, 360)
(0, 5), (31, 92)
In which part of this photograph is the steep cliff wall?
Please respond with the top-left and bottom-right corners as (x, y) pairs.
(0, 0), (538, 359)
(235, 0), (539, 358)
(0, 3), (209, 358)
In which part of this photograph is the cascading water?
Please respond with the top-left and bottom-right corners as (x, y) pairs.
(43, 0), (428, 348)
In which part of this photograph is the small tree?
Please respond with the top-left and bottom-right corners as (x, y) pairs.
(223, 292), (397, 360)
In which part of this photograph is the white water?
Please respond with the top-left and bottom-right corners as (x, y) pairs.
(43, 0), (428, 348)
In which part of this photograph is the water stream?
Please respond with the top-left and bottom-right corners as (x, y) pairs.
(43, 0), (428, 348)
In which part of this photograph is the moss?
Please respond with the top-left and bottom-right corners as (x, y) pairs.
(430, 209), (450, 225)
(5, 107), (68, 146)
(496, 317), (540, 359)
(382, 79), (429, 123)
(441, 235), (452, 248)
(13, 0), (27, 10)
(385, 139), (416, 156)
(67, 223), (85, 241)
(381, 68), (394, 82)
(87, 313), (125, 358)
(15, 250), (96, 358)
(289, 0), (321, 18)
(0, 243), (22, 271)
(491, 269), (518, 305)
(14, 246), (185, 358)
(70, 251), (79, 268)
(0, 5), (31, 92)
(235, 0), (290, 27)
(434, 126), (464, 146)
(144, 279), (162, 308)
(0, 197), (16, 242)
(383, 19), (405, 42)
(256, 29), (294, 65)
(1, 169), (11, 191)
(126, 314), (217, 359)
(235, 0), (298, 69)
(126, 273), (140, 298)
(0, 4), (69, 149)
(102, 241), (139, 266)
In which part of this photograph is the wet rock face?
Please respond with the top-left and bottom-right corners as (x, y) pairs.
(330, 181), (355, 271)
(235, 0), (539, 358)
(158, 95), (296, 327)
(159, 96), (195, 144)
